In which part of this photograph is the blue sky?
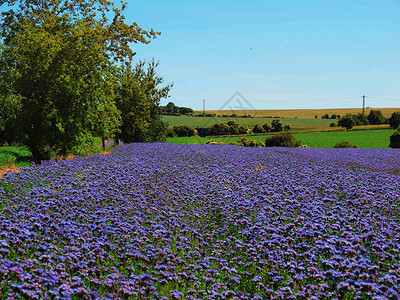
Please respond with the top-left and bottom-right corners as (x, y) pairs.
(128, 0), (400, 110)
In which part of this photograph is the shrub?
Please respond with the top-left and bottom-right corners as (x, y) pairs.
(334, 141), (357, 148)
(330, 122), (337, 127)
(367, 110), (386, 125)
(252, 124), (266, 133)
(231, 137), (265, 147)
(166, 127), (176, 137)
(205, 139), (225, 145)
(265, 133), (301, 147)
(353, 113), (369, 125)
(338, 114), (355, 130)
(389, 131), (400, 148)
(283, 124), (291, 131)
(271, 119), (284, 132)
(389, 112), (400, 129)
(173, 125), (197, 137)
(262, 122), (271, 132)
(207, 121), (247, 136)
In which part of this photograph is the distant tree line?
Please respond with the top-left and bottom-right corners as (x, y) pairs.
(168, 119), (292, 138)
(337, 110), (388, 130)
(159, 102), (194, 116)
(318, 114), (341, 119)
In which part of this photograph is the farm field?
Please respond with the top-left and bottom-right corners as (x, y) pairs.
(201, 107), (400, 118)
(1, 143), (400, 298)
(162, 115), (337, 131)
(166, 128), (395, 148)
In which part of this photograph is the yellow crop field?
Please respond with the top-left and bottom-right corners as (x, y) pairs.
(201, 107), (400, 118)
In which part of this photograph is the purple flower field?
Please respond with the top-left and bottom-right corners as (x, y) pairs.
(1, 143), (400, 299)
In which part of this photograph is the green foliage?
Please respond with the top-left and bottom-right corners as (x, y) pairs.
(206, 120), (247, 136)
(271, 119), (284, 132)
(338, 114), (356, 130)
(333, 141), (357, 148)
(262, 122), (271, 132)
(0, 146), (32, 169)
(389, 112), (400, 129)
(232, 137), (265, 147)
(173, 125), (197, 137)
(70, 131), (100, 157)
(0, 0), (160, 163)
(321, 114), (330, 119)
(389, 131), (400, 148)
(160, 102), (193, 115)
(367, 110), (386, 125)
(205, 139), (225, 145)
(116, 68), (151, 143)
(129, 59), (172, 142)
(265, 133), (301, 147)
(330, 122), (337, 127)
(252, 124), (266, 133)
(353, 113), (369, 125)
(283, 124), (291, 131)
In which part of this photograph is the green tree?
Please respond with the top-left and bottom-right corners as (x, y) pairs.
(0, 0), (159, 163)
(115, 68), (151, 143)
(338, 114), (355, 130)
(252, 124), (266, 133)
(367, 110), (386, 125)
(130, 59), (173, 142)
(389, 112), (400, 129)
(265, 133), (301, 147)
(271, 119), (284, 132)
(389, 131), (400, 148)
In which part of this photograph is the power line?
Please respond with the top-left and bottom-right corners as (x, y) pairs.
(368, 97), (400, 102)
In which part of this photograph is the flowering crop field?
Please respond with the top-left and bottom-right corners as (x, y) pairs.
(1, 143), (400, 299)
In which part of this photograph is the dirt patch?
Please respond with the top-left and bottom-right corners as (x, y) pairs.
(0, 165), (20, 178)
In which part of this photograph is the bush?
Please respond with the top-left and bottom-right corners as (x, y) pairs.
(389, 112), (400, 129)
(207, 121), (247, 136)
(166, 127), (176, 137)
(265, 133), (301, 147)
(338, 114), (355, 130)
(232, 137), (265, 147)
(389, 131), (400, 148)
(334, 141), (357, 148)
(271, 119), (284, 132)
(262, 122), (271, 132)
(353, 113), (369, 125)
(283, 124), (291, 131)
(252, 124), (266, 133)
(367, 110), (386, 125)
(330, 122), (337, 127)
(205, 139), (225, 145)
(173, 125), (197, 137)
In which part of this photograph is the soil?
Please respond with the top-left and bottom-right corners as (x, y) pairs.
(0, 165), (20, 178)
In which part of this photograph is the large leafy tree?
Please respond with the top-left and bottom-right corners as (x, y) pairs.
(116, 60), (173, 143)
(0, 0), (159, 163)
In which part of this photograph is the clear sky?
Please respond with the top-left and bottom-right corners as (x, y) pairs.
(128, 0), (400, 110)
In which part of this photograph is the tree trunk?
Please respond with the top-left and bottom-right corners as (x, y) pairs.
(102, 136), (106, 151)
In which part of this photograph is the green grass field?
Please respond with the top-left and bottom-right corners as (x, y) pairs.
(162, 115), (337, 131)
(167, 128), (396, 148)
(0, 146), (33, 169)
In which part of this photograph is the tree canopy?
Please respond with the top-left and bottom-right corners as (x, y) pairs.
(0, 0), (165, 163)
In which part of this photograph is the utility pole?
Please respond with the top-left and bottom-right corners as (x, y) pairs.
(203, 99), (206, 116)
(362, 95), (366, 115)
